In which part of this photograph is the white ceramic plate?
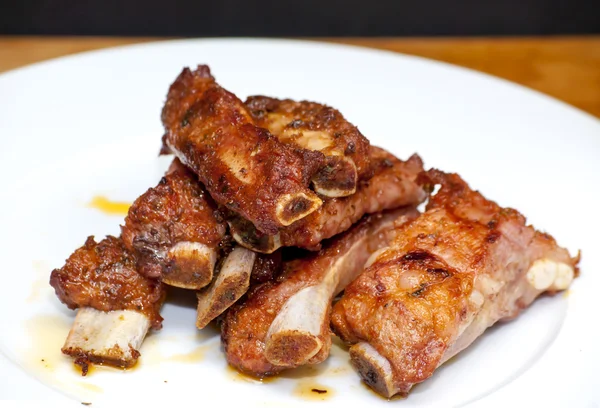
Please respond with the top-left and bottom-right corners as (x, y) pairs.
(0, 39), (598, 407)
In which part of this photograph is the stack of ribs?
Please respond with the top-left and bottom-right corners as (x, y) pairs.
(49, 65), (578, 397)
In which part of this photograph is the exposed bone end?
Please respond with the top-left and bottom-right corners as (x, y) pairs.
(527, 259), (575, 291)
(549, 262), (575, 291)
(312, 156), (358, 198)
(275, 192), (322, 227)
(163, 242), (216, 289)
(264, 285), (332, 367)
(62, 308), (150, 373)
(196, 247), (256, 329)
(229, 219), (281, 254)
(350, 342), (403, 399)
(265, 330), (323, 367)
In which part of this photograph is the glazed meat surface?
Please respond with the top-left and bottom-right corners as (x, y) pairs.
(50, 236), (165, 329)
(221, 208), (419, 377)
(246, 96), (371, 197)
(331, 169), (579, 397)
(229, 146), (427, 253)
(161, 65), (326, 235)
(121, 158), (227, 289)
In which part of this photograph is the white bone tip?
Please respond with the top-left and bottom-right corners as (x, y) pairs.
(527, 259), (574, 291)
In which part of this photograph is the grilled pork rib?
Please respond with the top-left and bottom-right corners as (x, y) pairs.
(221, 207), (419, 377)
(331, 169), (579, 397)
(50, 236), (165, 371)
(161, 65), (327, 235)
(121, 158), (227, 290)
(229, 146), (426, 253)
(246, 96), (371, 197)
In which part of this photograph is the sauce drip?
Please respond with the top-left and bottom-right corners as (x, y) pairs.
(88, 196), (131, 216)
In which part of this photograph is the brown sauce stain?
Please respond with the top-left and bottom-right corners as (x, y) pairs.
(87, 196), (131, 216)
(73, 364), (97, 376)
(225, 365), (278, 384)
(293, 380), (335, 401)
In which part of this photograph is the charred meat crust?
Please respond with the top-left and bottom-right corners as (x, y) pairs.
(121, 158), (226, 283)
(49, 236), (165, 329)
(229, 146), (427, 252)
(161, 65), (327, 235)
(246, 96), (372, 196)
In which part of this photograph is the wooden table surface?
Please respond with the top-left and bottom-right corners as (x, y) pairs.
(1, 36), (599, 118)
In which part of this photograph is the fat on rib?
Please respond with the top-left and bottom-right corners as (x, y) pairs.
(331, 169), (579, 397)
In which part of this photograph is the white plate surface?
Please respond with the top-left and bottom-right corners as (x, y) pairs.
(0, 39), (598, 407)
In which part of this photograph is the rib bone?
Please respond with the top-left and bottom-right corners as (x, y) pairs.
(223, 209), (420, 377)
(230, 147), (426, 253)
(62, 308), (151, 373)
(349, 342), (399, 398)
(196, 247), (256, 329)
(245, 96), (371, 199)
(163, 242), (217, 289)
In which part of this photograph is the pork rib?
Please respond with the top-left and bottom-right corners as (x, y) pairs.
(161, 65), (326, 235)
(246, 96), (371, 198)
(331, 169), (579, 397)
(50, 236), (165, 371)
(229, 146), (426, 253)
(221, 207), (419, 377)
(121, 158), (226, 290)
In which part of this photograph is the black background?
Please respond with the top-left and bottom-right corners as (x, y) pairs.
(1, 0), (599, 36)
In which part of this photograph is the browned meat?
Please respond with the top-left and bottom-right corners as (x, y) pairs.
(49, 236), (165, 329)
(246, 96), (371, 197)
(221, 207), (419, 377)
(121, 158), (227, 289)
(331, 169), (579, 397)
(251, 251), (283, 284)
(161, 65), (327, 235)
(229, 146), (427, 253)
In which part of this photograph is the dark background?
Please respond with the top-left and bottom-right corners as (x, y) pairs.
(1, 0), (599, 36)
